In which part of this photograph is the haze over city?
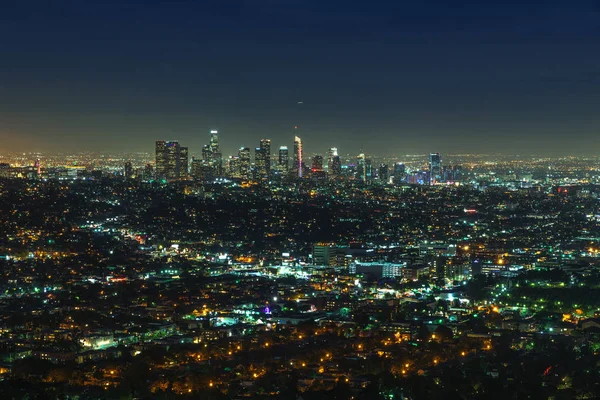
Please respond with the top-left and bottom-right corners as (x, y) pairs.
(1, 0), (599, 156)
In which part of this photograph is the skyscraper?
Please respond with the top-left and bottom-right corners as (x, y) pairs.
(165, 142), (180, 179)
(227, 156), (240, 178)
(393, 162), (406, 185)
(429, 153), (441, 184)
(178, 146), (189, 178)
(210, 130), (219, 153)
(260, 139), (271, 178)
(293, 136), (303, 178)
(191, 156), (200, 178)
(155, 140), (187, 180)
(278, 146), (289, 174)
(378, 164), (389, 183)
(312, 155), (324, 171)
(238, 147), (251, 179)
(124, 161), (133, 180)
(365, 158), (373, 183)
(357, 153), (366, 182)
(202, 145), (212, 162)
(254, 139), (271, 179)
(155, 140), (168, 179)
(330, 155), (341, 177)
(327, 147), (338, 172)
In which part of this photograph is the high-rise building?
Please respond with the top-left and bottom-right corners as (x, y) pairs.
(327, 148), (338, 172)
(278, 146), (289, 174)
(311, 155), (326, 179)
(155, 140), (188, 180)
(393, 162), (406, 184)
(178, 147), (189, 178)
(254, 139), (271, 179)
(124, 161), (133, 180)
(143, 163), (154, 181)
(330, 155), (341, 177)
(378, 164), (389, 183)
(238, 147), (251, 179)
(293, 136), (303, 178)
(429, 153), (441, 184)
(202, 145), (212, 162)
(190, 156), (202, 180)
(155, 140), (168, 179)
(228, 156), (241, 178)
(357, 153), (366, 182)
(210, 130), (219, 153)
(365, 158), (372, 183)
(165, 142), (180, 179)
(312, 155), (324, 171)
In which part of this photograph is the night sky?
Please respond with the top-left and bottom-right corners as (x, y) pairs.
(1, 0), (599, 156)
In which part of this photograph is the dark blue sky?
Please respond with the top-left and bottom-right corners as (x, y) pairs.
(1, 0), (599, 156)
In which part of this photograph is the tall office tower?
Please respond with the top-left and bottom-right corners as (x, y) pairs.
(357, 153), (366, 182)
(238, 147), (251, 179)
(453, 165), (464, 181)
(393, 162), (406, 184)
(365, 158), (373, 183)
(293, 136), (303, 178)
(210, 130), (219, 153)
(330, 155), (342, 177)
(255, 139), (271, 179)
(155, 140), (168, 179)
(143, 163), (154, 180)
(254, 147), (263, 179)
(429, 153), (441, 184)
(155, 140), (188, 180)
(378, 164), (389, 183)
(327, 147), (338, 172)
(190, 157), (202, 180)
(178, 147), (189, 178)
(124, 161), (133, 179)
(278, 146), (289, 174)
(165, 141), (180, 179)
(202, 145), (212, 162)
(312, 155), (324, 171)
(227, 156), (241, 178)
(34, 159), (41, 175)
(212, 151), (223, 176)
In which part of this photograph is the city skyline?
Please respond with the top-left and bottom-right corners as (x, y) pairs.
(1, 0), (599, 156)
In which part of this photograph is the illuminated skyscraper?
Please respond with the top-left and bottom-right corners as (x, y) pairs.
(330, 155), (341, 177)
(312, 155), (324, 171)
(210, 130), (219, 153)
(191, 156), (202, 179)
(393, 162), (406, 184)
(378, 164), (389, 183)
(327, 147), (338, 172)
(155, 140), (168, 179)
(155, 140), (187, 180)
(429, 153), (441, 184)
(124, 161), (133, 179)
(202, 145), (211, 162)
(228, 156), (241, 178)
(293, 136), (303, 178)
(365, 158), (372, 183)
(254, 139), (271, 179)
(278, 146), (289, 174)
(178, 146), (189, 178)
(357, 153), (366, 182)
(260, 139), (271, 178)
(238, 147), (251, 179)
